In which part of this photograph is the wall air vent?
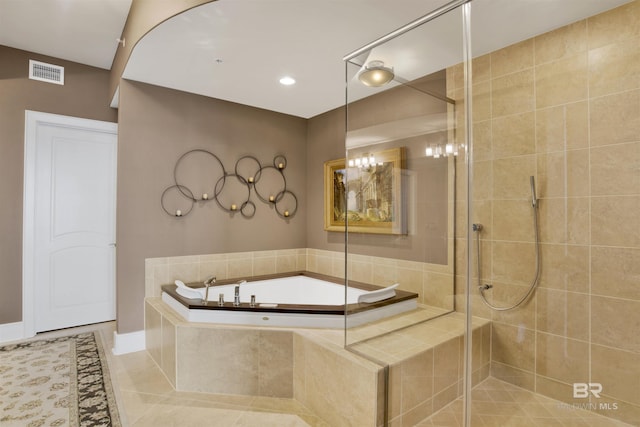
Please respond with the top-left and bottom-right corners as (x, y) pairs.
(29, 60), (64, 85)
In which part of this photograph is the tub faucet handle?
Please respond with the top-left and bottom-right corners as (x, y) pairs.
(234, 285), (241, 306)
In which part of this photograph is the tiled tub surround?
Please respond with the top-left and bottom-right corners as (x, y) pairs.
(145, 298), (490, 426)
(449, 1), (640, 425)
(350, 314), (491, 426)
(144, 249), (460, 425)
(144, 248), (461, 425)
(146, 297), (383, 424)
(145, 248), (454, 310)
(145, 298), (297, 397)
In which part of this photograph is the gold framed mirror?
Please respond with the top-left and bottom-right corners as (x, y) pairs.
(324, 147), (406, 234)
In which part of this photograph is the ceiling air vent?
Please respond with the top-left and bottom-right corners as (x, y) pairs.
(29, 60), (64, 85)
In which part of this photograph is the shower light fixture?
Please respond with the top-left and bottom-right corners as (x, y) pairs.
(358, 60), (394, 87)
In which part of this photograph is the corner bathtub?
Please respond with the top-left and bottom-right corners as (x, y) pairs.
(161, 272), (418, 328)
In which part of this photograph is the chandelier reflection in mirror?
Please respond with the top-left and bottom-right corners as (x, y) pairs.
(425, 142), (462, 158)
(161, 149), (297, 220)
(348, 154), (382, 169)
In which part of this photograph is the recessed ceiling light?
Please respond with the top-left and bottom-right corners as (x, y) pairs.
(279, 76), (296, 86)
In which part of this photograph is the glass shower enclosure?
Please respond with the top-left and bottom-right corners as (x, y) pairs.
(342, 0), (639, 425)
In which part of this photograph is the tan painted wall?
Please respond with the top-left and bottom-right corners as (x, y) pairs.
(115, 79), (308, 332)
(305, 107), (347, 253)
(0, 45), (117, 324)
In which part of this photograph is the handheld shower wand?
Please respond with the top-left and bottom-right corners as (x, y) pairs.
(530, 175), (538, 208)
(475, 176), (541, 311)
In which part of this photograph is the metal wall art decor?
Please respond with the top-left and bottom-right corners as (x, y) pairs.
(161, 149), (297, 220)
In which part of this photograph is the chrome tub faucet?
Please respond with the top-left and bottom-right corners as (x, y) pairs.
(203, 275), (216, 304)
(234, 280), (246, 306)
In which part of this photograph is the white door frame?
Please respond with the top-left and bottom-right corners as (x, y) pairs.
(22, 110), (118, 338)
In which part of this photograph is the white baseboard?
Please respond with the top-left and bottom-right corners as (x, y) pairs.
(0, 322), (28, 344)
(112, 329), (146, 355)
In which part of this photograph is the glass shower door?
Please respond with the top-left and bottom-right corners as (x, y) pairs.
(342, 3), (470, 425)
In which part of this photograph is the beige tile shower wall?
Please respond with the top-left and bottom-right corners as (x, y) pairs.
(147, 248), (454, 310)
(449, 2), (640, 424)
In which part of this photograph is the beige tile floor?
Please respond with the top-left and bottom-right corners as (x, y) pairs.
(420, 377), (633, 427)
(21, 321), (633, 426)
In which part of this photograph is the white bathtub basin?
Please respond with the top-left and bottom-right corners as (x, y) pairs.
(161, 273), (418, 328)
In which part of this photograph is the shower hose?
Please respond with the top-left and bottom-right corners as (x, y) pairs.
(473, 176), (541, 311)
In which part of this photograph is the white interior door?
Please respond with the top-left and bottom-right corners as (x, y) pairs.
(24, 111), (117, 334)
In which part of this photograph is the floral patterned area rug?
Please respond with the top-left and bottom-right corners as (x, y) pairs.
(0, 331), (121, 427)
